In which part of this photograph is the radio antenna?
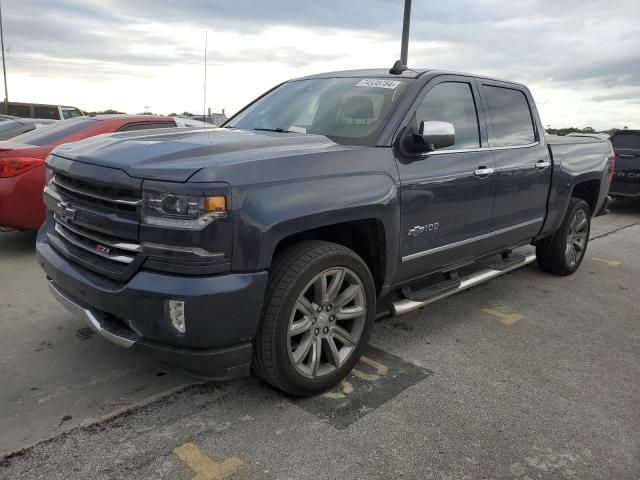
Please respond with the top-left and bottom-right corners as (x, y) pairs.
(203, 31), (208, 127)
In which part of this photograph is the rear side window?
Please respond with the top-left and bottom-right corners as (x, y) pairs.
(414, 82), (480, 149)
(34, 106), (60, 120)
(611, 132), (640, 149)
(118, 122), (176, 132)
(483, 86), (536, 147)
(7, 103), (31, 118)
(11, 117), (99, 146)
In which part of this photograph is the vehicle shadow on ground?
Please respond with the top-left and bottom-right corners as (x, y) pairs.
(609, 197), (640, 216)
(0, 231), (38, 256)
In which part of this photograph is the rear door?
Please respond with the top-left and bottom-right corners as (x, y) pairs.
(395, 75), (496, 282)
(479, 81), (550, 245)
(610, 130), (640, 197)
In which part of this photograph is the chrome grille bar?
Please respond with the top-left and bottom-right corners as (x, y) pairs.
(54, 215), (141, 253)
(54, 222), (136, 264)
(52, 177), (142, 206)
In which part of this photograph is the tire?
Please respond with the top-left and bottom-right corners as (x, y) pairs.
(252, 240), (376, 396)
(536, 198), (591, 276)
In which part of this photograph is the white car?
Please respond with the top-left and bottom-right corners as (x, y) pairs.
(173, 117), (214, 128)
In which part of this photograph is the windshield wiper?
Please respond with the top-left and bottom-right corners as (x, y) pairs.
(253, 128), (293, 133)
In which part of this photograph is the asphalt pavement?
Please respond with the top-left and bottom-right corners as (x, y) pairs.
(1, 200), (638, 479)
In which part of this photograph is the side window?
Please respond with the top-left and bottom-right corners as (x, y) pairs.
(61, 109), (83, 120)
(483, 85), (536, 147)
(415, 82), (480, 150)
(34, 106), (60, 120)
(7, 103), (32, 118)
(118, 122), (176, 132)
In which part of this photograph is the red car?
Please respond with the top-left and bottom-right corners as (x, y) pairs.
(0, 115), (176, 231)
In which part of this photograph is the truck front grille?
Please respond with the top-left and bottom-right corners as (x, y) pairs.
(52, 173), (141, 213)
(46, 170), (144, 281)
(54, 216), (140, 265)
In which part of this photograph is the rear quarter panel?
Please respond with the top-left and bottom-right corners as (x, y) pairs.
(541, 139), (613, 235)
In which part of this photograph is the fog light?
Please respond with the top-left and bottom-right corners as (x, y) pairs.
(166, 300), (186, 334)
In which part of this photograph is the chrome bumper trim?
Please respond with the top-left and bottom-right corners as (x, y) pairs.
(48, 281), (138, 348)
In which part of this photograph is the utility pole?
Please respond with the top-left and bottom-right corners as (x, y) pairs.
(400, 0), (412, 66)
(0, 0), (8, 115)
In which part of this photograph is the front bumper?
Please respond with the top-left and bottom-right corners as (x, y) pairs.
(37, 230), (268, 380)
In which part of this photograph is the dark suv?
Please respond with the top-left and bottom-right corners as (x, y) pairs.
(609, 129), (640, 199)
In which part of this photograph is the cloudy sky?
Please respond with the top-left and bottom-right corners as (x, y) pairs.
(3, 0), (639, 129)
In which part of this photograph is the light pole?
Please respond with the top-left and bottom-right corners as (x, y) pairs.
(0, 0), (8, 115)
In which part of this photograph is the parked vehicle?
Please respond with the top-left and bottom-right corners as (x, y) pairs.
(567, 132), (610, 140)
(0, 115), (177, 231)
(37, 68), (614, 395)
(609, 129), (640, 199)
(2, 102), (84, 120)
(0, 118), (57, 141)
(174, 116), (212, 128)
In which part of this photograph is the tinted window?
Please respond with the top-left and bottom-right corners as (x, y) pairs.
(483, 86), (536, 146)
(228, 78), (410, 146)
(34, 106), (60, 120)
(612, 132), (640, 149)
(61, 108), (83, 120)
(11, 117), (99, 146)
(118, 122), (176, 132)
(7, 104), (31, 118)
(415, 82), (480, 149)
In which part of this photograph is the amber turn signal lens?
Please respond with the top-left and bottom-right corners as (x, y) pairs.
(206, 195), (227, 212)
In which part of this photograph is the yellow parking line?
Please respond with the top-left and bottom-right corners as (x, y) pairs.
(322, 379), (354, 399)
(592, 257), (621, 266)
(482, 308), (523, 325)
(351, 368), (380, 382)
(359, 355), (389, 376)
(174, 442), (242, 480)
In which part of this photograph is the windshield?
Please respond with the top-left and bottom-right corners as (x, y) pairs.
(227, 77), (411, 146)
(12, 117), (99, 146)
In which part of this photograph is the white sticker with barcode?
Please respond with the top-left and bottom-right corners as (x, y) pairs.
(355, 79), (402, 89)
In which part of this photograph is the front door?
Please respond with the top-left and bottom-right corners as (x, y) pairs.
(395, 77), (496, 282)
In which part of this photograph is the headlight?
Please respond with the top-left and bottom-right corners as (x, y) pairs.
(142, 192), (227, 229)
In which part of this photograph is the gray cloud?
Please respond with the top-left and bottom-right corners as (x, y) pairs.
(2, 0), (639, 126)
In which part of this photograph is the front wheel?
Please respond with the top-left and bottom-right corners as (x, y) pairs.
(536, 198), (591, 275)
(252, 241), (376, 396)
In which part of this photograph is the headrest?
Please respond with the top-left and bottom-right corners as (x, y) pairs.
(341, 95), (374, 120)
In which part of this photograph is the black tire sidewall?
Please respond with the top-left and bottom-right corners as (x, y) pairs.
(270, 247), (376, 395)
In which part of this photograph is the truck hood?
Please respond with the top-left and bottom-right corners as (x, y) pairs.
(50, 127), (349, 182)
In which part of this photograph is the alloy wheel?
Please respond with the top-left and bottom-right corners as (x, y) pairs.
(565, 208), (589, 267)
(287, 267), (366, 379)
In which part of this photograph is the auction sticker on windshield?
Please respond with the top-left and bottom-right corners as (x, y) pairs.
(356, 79), (402, 89)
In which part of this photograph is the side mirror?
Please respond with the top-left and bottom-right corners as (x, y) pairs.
(403, 121), (456, 154)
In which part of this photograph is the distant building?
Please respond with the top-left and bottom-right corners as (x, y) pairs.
(189, 108), (228, 127)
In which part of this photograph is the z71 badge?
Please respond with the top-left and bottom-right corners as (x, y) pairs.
(408, 223), (439, 237)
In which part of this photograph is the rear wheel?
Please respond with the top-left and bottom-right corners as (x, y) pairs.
(536, 198), (591, 275)
(252, 241), (375, 396)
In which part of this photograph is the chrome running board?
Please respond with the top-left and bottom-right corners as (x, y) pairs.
(390, 252), (537, 317)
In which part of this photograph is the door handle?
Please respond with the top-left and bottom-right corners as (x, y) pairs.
(535, 160), (551, 170)
(474, 166), (495, 177)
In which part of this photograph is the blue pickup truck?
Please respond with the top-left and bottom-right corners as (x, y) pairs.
(37, 68), (614, 395)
